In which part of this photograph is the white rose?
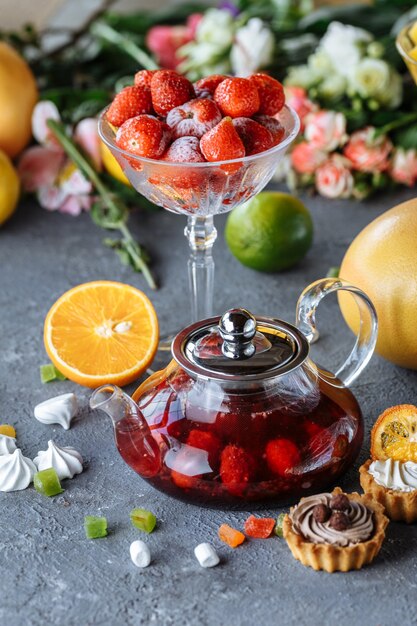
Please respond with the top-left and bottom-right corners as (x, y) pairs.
(377, 69), (403, 109)
(308, 50), (333, 76)
(319, 21), (372, 77)
(285, 65), (321, 89)
(318, 75), (347, 101)
(351, 58), (390, 98)
(196, 8), (235, 47)
(231, 18), (274, 77)
(180, 41), (220, 67)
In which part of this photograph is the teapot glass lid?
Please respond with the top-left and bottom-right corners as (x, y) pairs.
(172, 308), (309, 382)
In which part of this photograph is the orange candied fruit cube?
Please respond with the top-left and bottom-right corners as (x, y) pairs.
(0, 424), (16, 438)
(244, 515), (276, 539)
(218, 523), (245, 548)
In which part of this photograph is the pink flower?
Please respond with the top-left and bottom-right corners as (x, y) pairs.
(291, 142), (327, 175)
(343, 127), (392, 173)
(32, 101), (63, 151)
(74, 118), (102, 171)
(146, 15), (201, 70)
(304, 111), (347, 152)
(390, 148), (417, 186)
(284, 87), (317, 132)
(18, 146), (65, 192)
(18, 100), (101, 216)
(315, 155), (354, 199)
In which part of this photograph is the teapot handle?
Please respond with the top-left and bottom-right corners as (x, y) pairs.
(296, 278), (378, 387)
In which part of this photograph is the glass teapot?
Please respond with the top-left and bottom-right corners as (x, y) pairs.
(90, 278), (377, 507)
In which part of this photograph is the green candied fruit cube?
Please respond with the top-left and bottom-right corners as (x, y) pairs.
(130, 508), (157, 533)
(40, 364), (66, 383)
(274, 513), (286, 537)
(34, 468), (64, 497)
(84, 516), (108, 539)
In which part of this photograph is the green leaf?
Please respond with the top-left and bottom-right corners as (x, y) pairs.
(393, 123), (417, 149)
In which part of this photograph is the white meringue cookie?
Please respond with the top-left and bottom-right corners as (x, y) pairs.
(0, 449), (36, 492)
(0, 434), (17, 455)
(34, 393), (78, 430)
(34, 440), (83, 480)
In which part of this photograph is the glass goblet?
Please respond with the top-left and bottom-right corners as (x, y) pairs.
(99, 106), (300, 327)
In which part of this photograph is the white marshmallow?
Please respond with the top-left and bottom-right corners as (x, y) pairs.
(194, 543), (220, 568)
(130, 540), (151, 568)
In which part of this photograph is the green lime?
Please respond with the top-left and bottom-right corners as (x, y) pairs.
(225, 192), (313, 272)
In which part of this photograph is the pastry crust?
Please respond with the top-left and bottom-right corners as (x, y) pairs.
(360, 459), (417, 524)
(283, 487), (388, 573)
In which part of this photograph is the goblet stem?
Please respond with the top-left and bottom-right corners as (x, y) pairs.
(185, 215), (217, 321)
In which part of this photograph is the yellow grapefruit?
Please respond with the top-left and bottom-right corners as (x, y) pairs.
(0, 42), (38, 158)
(339, 198), (417, 369)
(100, 141), (131, 186)
(0, 148), (20, 225)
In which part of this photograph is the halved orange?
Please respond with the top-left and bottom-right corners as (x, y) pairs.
(44, 281), (159, 388)
(371, 404), (417, 462)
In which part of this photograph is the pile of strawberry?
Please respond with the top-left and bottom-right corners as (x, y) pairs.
(106, 69), (286, 163)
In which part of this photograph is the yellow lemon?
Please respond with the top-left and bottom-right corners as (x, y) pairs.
(0, 42), (38, 158)
(339, 198), (417, 369)
(0, 149), (20, 226)
(100, 141), (131, 186)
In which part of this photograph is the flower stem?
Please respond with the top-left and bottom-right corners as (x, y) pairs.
(373, 112), (417, 138)
(90, 22), (159, 70)
(47, 119), (157, 290)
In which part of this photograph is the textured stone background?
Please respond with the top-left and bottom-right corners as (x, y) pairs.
(1, 186), (417, 626)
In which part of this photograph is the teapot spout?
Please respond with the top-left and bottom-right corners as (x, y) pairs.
(90, 384), (161, 478)
(90, 384), (138, 426)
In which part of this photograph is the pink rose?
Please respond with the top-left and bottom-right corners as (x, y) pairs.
(305, 111), (347, 152)
(315, 155), (354, 199)
(390, 148), (417, 187)
(284, 86), (317, 132)
(291, 141), (327, 175)
(146, 15), (201, 70)
(343, 127), (392, 173)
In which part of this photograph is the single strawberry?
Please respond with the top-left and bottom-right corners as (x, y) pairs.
(134, 69), (158, 89)
(151, 69), (195, 116)
(214, 77), (260, 118)
(265, 438), (301, 477)
(166, 98), (222, 139)
(303, 420), (328, 460)
(171, 469), (197, 490)
(106, 85), (153, 127)
(220, 444), (255, 496)
(163, 136), (205, 163)
(200, 117), (245, 162)
(253, 114), (285, 145)
(232, 117), (274, 155)
(187, 429), (222, 469)
(250, 73), (285, 116)
(116, 115), (171, 159)
(194, 74), (227, 97)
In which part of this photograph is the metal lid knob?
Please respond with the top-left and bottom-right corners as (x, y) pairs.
(219, 309), (257, 359)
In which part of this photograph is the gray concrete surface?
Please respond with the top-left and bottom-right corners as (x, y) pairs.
(1, 185), (417, 626)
